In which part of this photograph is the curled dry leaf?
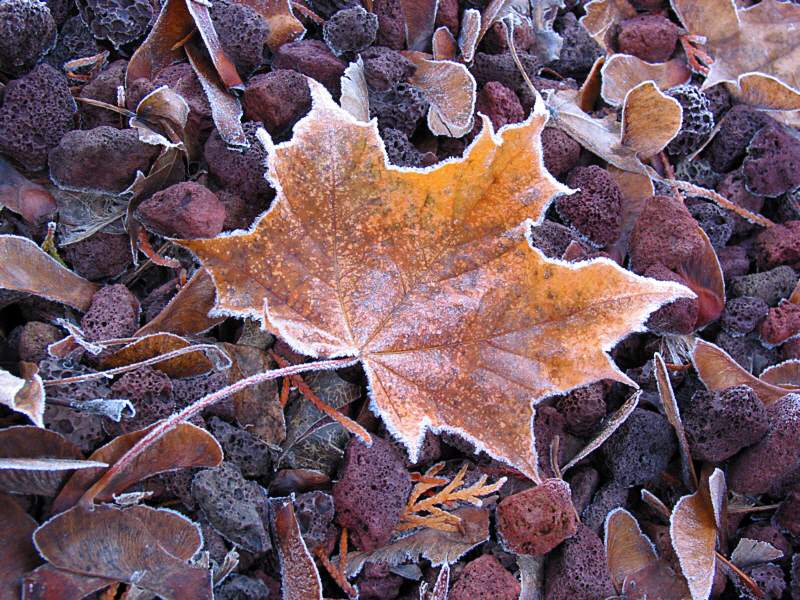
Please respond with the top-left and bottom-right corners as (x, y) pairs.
(517, 554), (544, 600)
(580, 0), (636, 50)
(33, 504), (211, 600)
(670, 0), (800, 110)
(54, 188), (128, 247)
(730, 538), (783, 569)
(235, 0), (305, 52)
(692, 339), (793, 405)
(1, 493), (41, 600)
(759, 360), (800, 389)
(100, 333), (222, 378)
(620, 81), (683, 159)
(432, 26), (458, 61)
(675, 226), (725, 330)
(623, 560), (692, 600)
(0, 426), (107, 496)
(0, 363), (45, 427)
(458, 9), (481, 63)
(130, 85), (190, 149)
(270, 497), (324, 600)
(0, 235), (100, 311)
(181, 80), (691, 480)
(52, 422), (222, 513)
(670, 468), (726, 600)
(601, 55), (692, 107)
(421, 564), (450, 600)
(401, 0), (438, 52)
(605, 507), (658, 593)
(136, 269), (225, 337)
(406, 55), (476, 138)
(340, 58), (370, 122)
(0, 157), (57, 225)
(21, 564), (114, 600)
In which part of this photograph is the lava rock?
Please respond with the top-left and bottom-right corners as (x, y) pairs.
(357, 562), (403, 600)
(360, 46), (416, 92)
(111, 366), (174, 430)
(559, 166), (623, 247)
(472, 51), (542, 104)
(44, 404), (107, 453)
(62, 232), (132, 281)
(581, 481), (629, 533)
(643, 264), (698, 334)
(44, 14), (99, 71)
(568, 466), (599, 515)
(0, 63), (77, 171)
(602, 408), (677, 487)
(450, 555), (521, 600)
(0, 0), (56, 76)
(219, 190), (265, 231)
(382, 128), (437, 167)
(272, 40), (347, 96)
(716, 168), (765, 236)
(761, 300), (800, 346)
(293, 490), (335, 552)
(666, 85), (714, 157)
(675, 157), (721, 190)
(137, 181), (226, 239)
(16, 321), (61, 363)
(369, 83), (428, 136)
(308, 0), (359, 19)
(542, 127), (581, 179)
(77, 0), (154, 49)
(324, 6), (378, 56)
(775, 488), (800, 538)
(81, 284), (140, 341)
(549, 12), (603, 78)
(496, 478), (578, 555)
(555, 382), (607, 436)
(529, 220), (585, 258)
(475, 82), (525, 130)
(171, 371), (228, 408)
(373, 0), (404, 50)
(243, 70), (311, 135)
(755, 221), (800, 270)
(707, 105), (772, 173)
(743, 124), (800, 197)
(730, 266), (798, 306)
(534, 406), (568, 479)
(747, 563), (786, 600)
(209, 0), (268, 75)
(215, 575), (270, 600)
(688, 201), (734, 248)
(192, 462), (270, 553)
(208, 417), (271, 479)
(204, 121), (273, 202)
(717, 245), (751, 281)
(79, 60), (128, 129)
(49, 127), (158, 192)
(721, 296), (769, 336)
(332, 436), (412, 550)
(543, 524), (616, 600)
(616, 15), (678, 63)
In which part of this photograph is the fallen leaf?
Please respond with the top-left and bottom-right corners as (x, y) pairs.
(759, 360), (800, 388)
(675, 226), (725, 330)
(691, 339), (792, 405)
(580, 0), (637, 50)
(235, 0), (305, 52)
(604, 507), (658, 593)
(0, 235), (100, 311)
(406, 54), (476, 138)
(270, 497), (323, 600)
(620, 81), (684, 159)
(130, 85), (190, 149)
(33, 504), (211, 600)
(421, 564), (450, 600)
(517, 554), (544, 600)
(670, 0), (800, 110)
(1, 493), (41, 600)
(0, 363), (45, 427)
(21, 565), (113, 600)
(52, 422), (222, 513)
(577, 55), (605, 113)
(401, 0), (438, 52)
(458, 9), (481, 63)
(622, 560), (692, 600)
(340, 58), (370, 122)
(730, 538), (783, 569)
(601, 55), (692, 106)
(100, 333), (221, 378)
(182, 80), (690, 480)
(0, 427), (107, 496)
(0, 158), (57, 225)
(432, 26), (458, 61)
(605, 166), (653, 262)
(54, 188), (128, 247)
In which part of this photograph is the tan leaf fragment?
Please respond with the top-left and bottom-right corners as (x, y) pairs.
(458, 9), (481, 63)
(620, 81), (684, 159)
(730, 538), (783, 569)
(100, 333), (219, 378)
(760, 360), (800, 389)
(601, 54), (692, 106)
(432, 26), (458, 61)
(580, 0), (637, 50)
(0, 157), (57, 225)
(605, 507), (658, 593)
(401, 0), (438, 52)
(406, 54), (476, 138)
(1, 493), (41, 599)
(0, 363), (45, 428)
(270, 498), (324, 600)
(339, 58), (370, 122)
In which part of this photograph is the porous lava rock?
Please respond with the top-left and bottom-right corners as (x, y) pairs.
(775, 488), (800, 537)
(643, 264), (698, 334)
(49, 127), (158, 192)
(243, 70), (311, 135)
(682, 386), (769, 462)
(44, 14), (99, 70)
(558, 166), (622, 247)
(688, 202), (734, 248)
(541, 127), (581, 178)
(746, 563), (786, 600)
(717, 245), (750, 281)
(81, 284), (140, 341)
(219, 190), (266, 231)
(204, 122), (273, 201)
(543, 524), (616, 600)
(755, 221), (800, 270)
(77, 0), (154, 48)
(79, 60), (128, 130)
(216, 575), (270, 600)
(360, 46), (416, 92)
(581, 482), (629, 533)
(549, 12), (603, 78)
(382, 128), (437, 167)
(602, 408), (676, 487)
(308, 0), (359, 19)
(62, 233), (132, 281)
(272, 40), (347, 96)
(616, 15), (678, 63)
(529, 220), (585, 258)
(332, 436), (411, 550)
(743, 124), (800, 197)
(356, 563), (404, 600)
(761, 301), (800, 346)
(111, 366), (175, 430)
(450, 555), (521, 600)
(293, 490), (335, 552)
(208, 417), (271, 479)
(0, 0), (56, 76)
(137, 181), (226, 239)
(667, 85), (714, 157)
(0, 63), (77, 171)
(534, 405), (568, 479)
(555, 382), (607, 436)
(496, 478), (578, 555)
(721, 296), (769, 336)
(17, 321), (61, 363)
(475, 82), (525, 130)
(730, 266), (798, 306)
(323, 6), (378, 56)
(369, 83), (428, 136)
(707, 105), (772, 173)
(373, 0), (404, 50)
(209, 0), (268, 75)
(716, 169), (765, 235)
(472, 52), (541, 104)
(567, 466), (599, 515)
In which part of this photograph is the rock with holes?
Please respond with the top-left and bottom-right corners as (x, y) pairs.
(79, 60), (128, 130)
(643, 264), (698, 334)
(17, 321), (62, 363)
(730, 266), (798, 306)
(369, 83), (428, 136)
(373, 0), (404, 50)
(243, 70), (311, 136)
(204, 122), (274, 202)
(755, 221), (800, 270)
(548, 12), (602, 78)
(542, 127), (581, 179)
(761, 301), (800, 346)
(667, 85), (714, 158)
(475, 82), (525, 131)
(450, 555), (521, 600)
(616, 14), (678, 62)
(356, 563), (404, 600)
(272, 40), (347, 96)
(716, 169), (765, 236)
(360, 46), (415, 92)
(555, 382), (607, 436)
(529, 220), (585, 259)
(688, 201), (734, 248)
(707, 105), (772, 173)
(544, 524), (616, 600)
(559, 166), (622, 247)
(110, 366), (174, 430)
(209, 0), (268, 75)
(743, 124), (800, 198)
(746, 563), (786, 600)
(581, 481), (629, 533)
(721, 296), (769, 337)
(44, 14), (99, 71)
(208, 417), (271, 479)
(81, 284), (140, 341)
(382, 128), (437, 167)
(63, 233), (132, 281)
(293, 490), (335, 552)
(137, 181), (226, 239)
(0, 0), (56, 76)
(602, 408), (676, 487)
(77, 0), (153, 49)
(323, 6), (378, 56)
(216, 575), (270, 600)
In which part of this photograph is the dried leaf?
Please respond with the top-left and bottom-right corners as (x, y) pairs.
(130, 85), (190, 148)
(0, 426), (107, 496)
(340, 58), (370, 122)
(33, 504), (211, 600)
(759, 360), (800, 388)
(235, 0), (305, 52)
(620, 81), (683, 159)
(605, 507), (658, 593)
(136, 269), (225, 337)
(692, 339), (792, 405)
(0, 235), (100, 311)
(432, 26), (458, 61)
(421, 564), (450, 600)
(670, 0), (800, 110)
(100, 333), (218, 378)
(676, 226), (725, 330)
(730, 538), (783, 569)
(0, 364), (45, 427)
(527, 0), (565, 63)
(406, 55), (476, 138)
(53, 423), (222, 513)
(0, 158), (57, 225)
(458, 9), (481, 63)
(270, 497), (323, 600)
(1, 493), (41, 600)
(601, 55), (692, 107)
(21, 565), (113, 600)
(401, 0), (438, 52)
(517, 554), (544, 600)
(342, 507), (490, 576)
(606, 167), (653, 262)
(622, 560), (691, 600)
(580, 0), (637, 50)
(54, 188), (128, 247)
(182, 80), (690, 480)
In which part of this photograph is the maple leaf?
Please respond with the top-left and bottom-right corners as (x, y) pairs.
(181, 80), (690, 480)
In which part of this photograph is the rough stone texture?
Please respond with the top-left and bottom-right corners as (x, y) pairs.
(568, 466), (599, 516)
(555, 382), (607, 436)
(382, 128), (437, 167)
(192, 462), (271, 553)
(0, 0), (56, 76)
(666, 85), (714, 157)
(209, 0), (268, 75)
(616, 15), (678, 63)
(332, 436), (411, 550)
(293, 490), (335, 552)
(729, 393), (800, 495)
(219, 190), (265, 231)
(243, 70), (311, 136)
(472, 51), (542, 109)
(581, 481), (629, 533)
(208, 417), (271, 479)
(360, 45), (416, 92)
(0, 63), (77, 171)
(137, 181), (226, 239)
(675, 157), (720, 190)
(542, 127), (581, 179)
(77, 0), (153, 48)
(204, 121), (273, 201)
(215, 575), (270, 600)
(747, 563), (787, 600)
(529, 220), (584, 258)
(721, 296), (769, 337)
(707, 105), (772, 173)
(81, 284), (140, 341)
(17, 321), (61, 363)
(643, 264), (698, 335)
(44, 14), (99, 71)
(44, 404), (107, 453)
(62, 232), (132, 281)
(324, 6), (378, 56)
(450, 555), (521, 600)
(111, 366), (174, 430)
(497, 479), (578, 555)
(559, 166), (622, 247)
(629, 195), (705, 274)
(308, 0), (359, 19)
(704, 84), (732, 121)
(688, 201), (734, 248)
(49, 127), (157, 192)
(549, 12), (603, 78)
(356, 562), (404, 600)
(475, 82), (525, 131)
(682, 385), (769, 462)
(718, 245), (751, 282)
(534, 406), (568, 479)
(45, 0), (70, 24)
(743, 124), (800, 197)
(79, 60), (128, 130)
(755, 221), (800, 270)
(602, 408), (676, 487)
(544, 524), (616, 600)
(272, 40), (347, 96)
(171, 371), (228, 408)
(730, 266), (798, 306)
(373, 0), (404, 50)
(716, 168), (765, 236)
(761, 301), (800, 346)
(369, 83), (428, 136)
(775, 488), (800, 538)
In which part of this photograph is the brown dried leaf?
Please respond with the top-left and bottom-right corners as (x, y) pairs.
(130, 85), (190, 148)
(235, 0), (304, 52)
(759, 360), (800, 389)
(691, 339), (792, 405)
(620, 81), (683, 159)
(0, 363), (45, 427)
(580, 0), (637, 50)
(622, 560), (692, 600)
(670, 0), (800, 110)
(601, 55), (692, 107)
(676, 226), (725, 330)
(422, 564), (450, 600)
(182, 81), (690, 480)
(21, 565), (113, 600)
(401, 0), (438, 52)
(605, 507), (658, 593)
(52, 422), (222, 513)
(270, 497), (323, 600)
(406, 54), (476, 138)
(33, 504), (211, 600)
(1, 493), (41, 600)
(606, 167), (653, 262)
(0, 158), (57, 225)
(100, 333), (217, 378)
(0, 235), (100, 311)
(136, 269), (225, 337)
(458, 9), (481, 63)
(730, 538), (783, 569)
(432, 26), (458, 61)
(340, 58), (370, 122)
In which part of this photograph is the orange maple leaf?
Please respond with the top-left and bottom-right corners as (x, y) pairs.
(181, 80), (690, 480)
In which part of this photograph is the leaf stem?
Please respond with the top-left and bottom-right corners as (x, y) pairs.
(78, 356), (359, 507)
